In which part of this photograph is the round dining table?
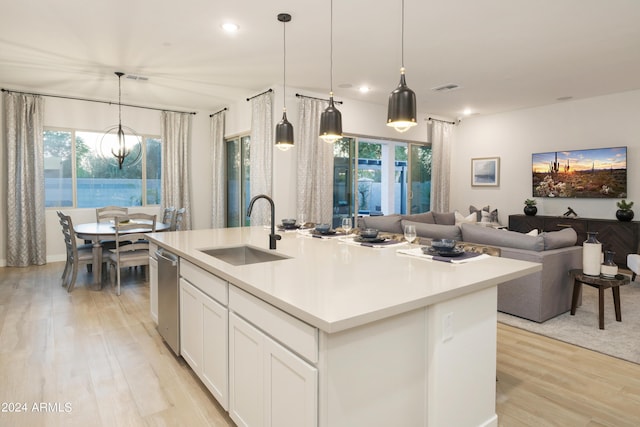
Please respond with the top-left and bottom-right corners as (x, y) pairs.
(74, 221), (170, 288)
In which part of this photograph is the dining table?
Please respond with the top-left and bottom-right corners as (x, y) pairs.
(74, 221), (171, 288)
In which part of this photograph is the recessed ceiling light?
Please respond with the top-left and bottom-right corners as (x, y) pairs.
(222, 22), (239, 33)
(462, 108), (472, 116)
(358, 86), (370, 93)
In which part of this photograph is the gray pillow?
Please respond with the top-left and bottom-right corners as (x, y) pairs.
(542, 228), (578, 250)
(432, 212), (455, 225)
(401, 212), (435, 224)
(359, 214), (403, 234)
(402, 220), (462, 240)
(469, 205), (490, 222)
(461, 223), (544, 251)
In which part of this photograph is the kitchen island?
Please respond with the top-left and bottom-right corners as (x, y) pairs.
(148, 226), (541, 427)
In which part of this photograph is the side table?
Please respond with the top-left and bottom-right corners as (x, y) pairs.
(569, 269), (630, 329)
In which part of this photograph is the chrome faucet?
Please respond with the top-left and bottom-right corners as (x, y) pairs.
(247, 194), (281, 250)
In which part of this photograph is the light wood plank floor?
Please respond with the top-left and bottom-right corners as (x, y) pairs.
(1, 262), (640, 426)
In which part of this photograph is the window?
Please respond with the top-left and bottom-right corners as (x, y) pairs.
(225, 134), (251, 227)
(44, 128), (161, 208)
(332, 136), (431, 226)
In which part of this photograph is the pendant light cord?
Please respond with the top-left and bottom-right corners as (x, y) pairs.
(401, 0), (405, 70)
(330, 0), (334, 94)
(283, 19), (287, 110)
(118, 74), (122, 127)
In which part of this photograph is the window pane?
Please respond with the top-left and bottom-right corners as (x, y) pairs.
(44, 130), (73, 207)
(241, 136), (251, 227)
(226, 138), (241, 227)
(76, 131), (143, 208)
(357, 141), (381, 215)
(410, 145), (432, 213)
(146, 137), (161, 205)
(395, 145), (408, 214)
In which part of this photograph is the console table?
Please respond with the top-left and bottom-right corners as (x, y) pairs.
(509, 215), (640, 268)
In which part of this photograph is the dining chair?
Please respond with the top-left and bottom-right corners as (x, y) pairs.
(57, 211), (94, 292)
(95, 206), (129, 251)
(172, 208), (186, 231)
(162, 206), (176, 227)
(106, 213), (157, 296)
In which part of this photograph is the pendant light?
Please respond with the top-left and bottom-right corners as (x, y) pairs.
(275, 13), (294, 151)
(319, 0), (342, 144)
(387, 0), (417, 133)
(98, 71), (142, 169)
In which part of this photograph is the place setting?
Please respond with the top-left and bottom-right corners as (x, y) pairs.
(396, 232), (491, 264)
(343, 223), (406, 248)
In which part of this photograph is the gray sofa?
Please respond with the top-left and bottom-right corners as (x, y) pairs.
(359, 213), (583, 322)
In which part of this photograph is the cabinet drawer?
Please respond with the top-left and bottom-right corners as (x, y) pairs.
(229, 286), (318, 364)
(180, 259), (228, 305)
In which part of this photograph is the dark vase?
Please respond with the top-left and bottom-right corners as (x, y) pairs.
(524, 205), (537, 216)
(616, 209), (634, 222)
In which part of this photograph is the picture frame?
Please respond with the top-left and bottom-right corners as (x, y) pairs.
(471, 157), (500, 187)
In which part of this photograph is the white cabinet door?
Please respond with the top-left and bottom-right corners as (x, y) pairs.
(149, 255), (158, 324)
(201, 293), (229, 410)
(180, 278), (203, 372)
(229, 312), (318, 427)
(264, 336), (318, 427)
(229, 312), (264, 427)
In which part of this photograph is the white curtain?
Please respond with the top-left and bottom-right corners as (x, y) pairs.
(161, 111), (192, 230)
(4, 92), (46, 266)
(296, 97), (334, 224)
(430, 121), (454, 213)
(210, 111), (226, 228)
(249, 92), (274, 226)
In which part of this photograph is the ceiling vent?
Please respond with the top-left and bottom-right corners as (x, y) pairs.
(431, 83), (460, 92)
(126, 74), (149, 81)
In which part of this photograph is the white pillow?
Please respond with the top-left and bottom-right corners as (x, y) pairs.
(455, 211), (477, 225)
(526, 229), (539, 236)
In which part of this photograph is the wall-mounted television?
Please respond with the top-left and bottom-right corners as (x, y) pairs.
(532, 146), (627, 198)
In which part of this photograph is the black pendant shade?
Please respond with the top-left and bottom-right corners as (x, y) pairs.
(275, 110), (294, 151)
(276, 13), (294, 151)
(319, 95), (342, 143)
(387, 70), (417, 132)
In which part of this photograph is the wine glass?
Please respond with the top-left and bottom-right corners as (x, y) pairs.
(404, 224), (417, 245)
(341, 217), (352, 238)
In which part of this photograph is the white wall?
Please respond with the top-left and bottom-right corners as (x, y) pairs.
(451, 89), (640, 225)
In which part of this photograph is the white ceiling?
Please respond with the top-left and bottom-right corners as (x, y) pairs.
(2, 0), (640, 120)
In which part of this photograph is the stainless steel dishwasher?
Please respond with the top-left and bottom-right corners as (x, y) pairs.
(156, 248), (180, 355)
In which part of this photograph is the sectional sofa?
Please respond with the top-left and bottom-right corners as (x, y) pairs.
(358, 212), (583, 322)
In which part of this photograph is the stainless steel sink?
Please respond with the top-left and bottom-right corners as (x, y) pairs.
(199, 245), (290, 266)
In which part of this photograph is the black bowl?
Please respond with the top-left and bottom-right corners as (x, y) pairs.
(282, 218), (297, 227)
(315, 223), (331, 233)
(430, 239), (457, 252)
(360, 228), (379, 239)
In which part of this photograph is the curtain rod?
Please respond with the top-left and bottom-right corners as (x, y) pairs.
(295, 93), (343, 105)
(1, 88), (197, 115)
(427, 117), (457, 125)
(209, 107), (228, 117)
(246, 88), (273, 101)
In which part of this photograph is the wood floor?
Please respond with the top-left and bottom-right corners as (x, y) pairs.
(1, 262), (640, 426)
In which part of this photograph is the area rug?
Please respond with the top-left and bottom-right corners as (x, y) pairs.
(497, 278), (640, 364)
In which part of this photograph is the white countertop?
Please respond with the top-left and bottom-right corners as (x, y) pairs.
(148, 227), (541, 333)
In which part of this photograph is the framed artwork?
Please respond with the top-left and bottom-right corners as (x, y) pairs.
(471, 157), (500, 187)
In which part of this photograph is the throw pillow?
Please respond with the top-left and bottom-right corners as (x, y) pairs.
(401, 212), (435, 224)
(402, 220), (462, 240)
(455, 211), (477, 225)
(542, 228), (578, 250)
(469, 205), (490, 222)
(526, 229), (539, 236)
(432, 212), (456, 225)
(359, 214), (403, 234)
(461, 223), (544, 251)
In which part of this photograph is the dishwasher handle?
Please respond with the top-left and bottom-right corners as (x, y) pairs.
(156, 249), (178, 266)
